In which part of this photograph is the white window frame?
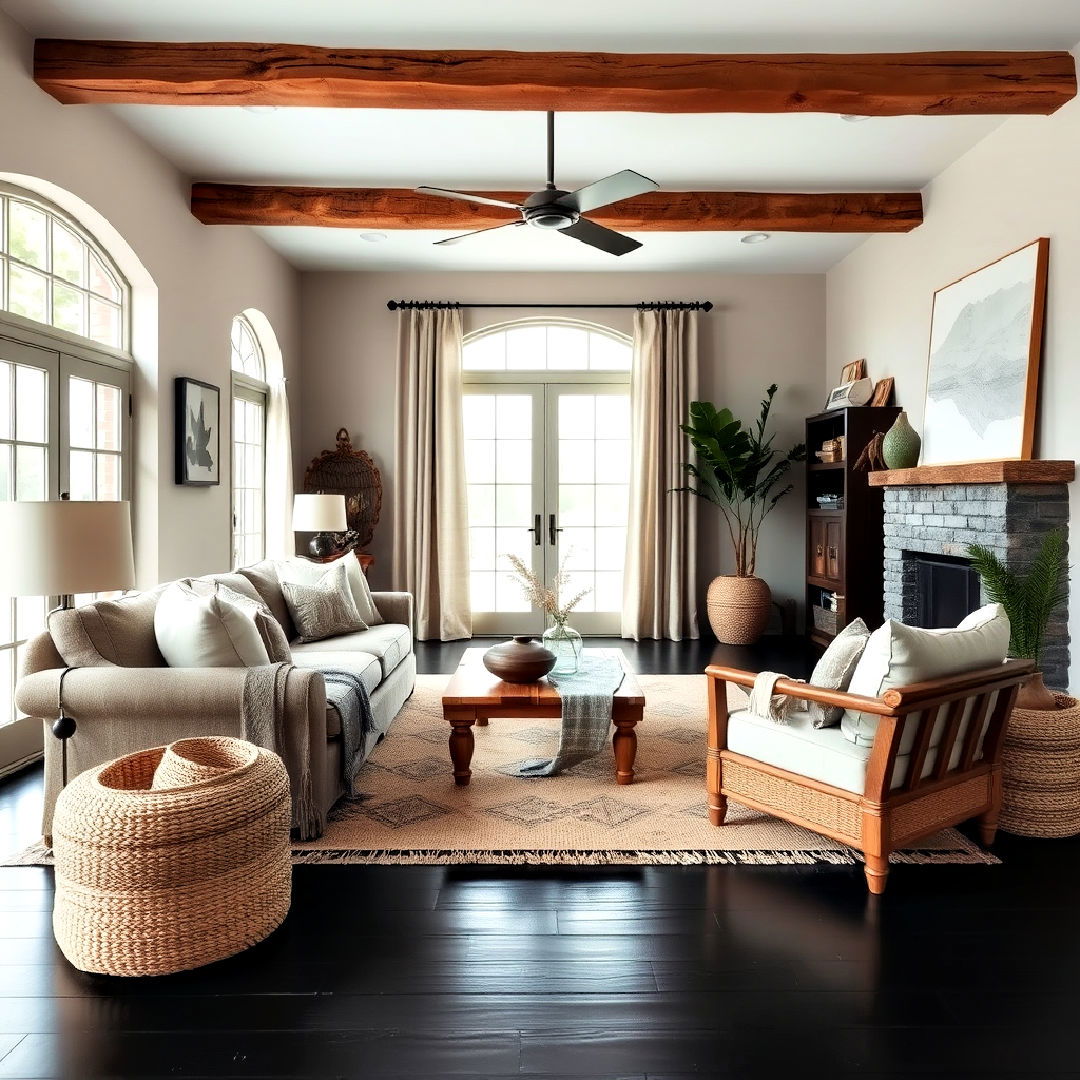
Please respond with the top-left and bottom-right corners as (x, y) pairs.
(230, 315), (269, 567)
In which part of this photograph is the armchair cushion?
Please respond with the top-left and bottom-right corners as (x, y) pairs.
(807, 618), (870, 729)
(841, 604), (1009, 749)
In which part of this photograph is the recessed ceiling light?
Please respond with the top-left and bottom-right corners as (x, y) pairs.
(841, 114), (872, 122)
(242, 106), (279, 115)
(359, 232), (388, 243)
(740, 232), (771, 245)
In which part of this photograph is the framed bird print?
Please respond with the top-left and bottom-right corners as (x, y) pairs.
(175, 377), (220, 485)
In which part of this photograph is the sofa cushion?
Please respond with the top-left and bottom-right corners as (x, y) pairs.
(197, 573), (290, 662)
(841, 604), (1010, 749)
(290, 651), (384, 738)
(238, 560), (295, 640)
(154, 580), (271, 668)
(51, 589), (166, 668)
(280, 561), (368, 643)
(290, 623), (412, 679)
(276, 555), (383, 627)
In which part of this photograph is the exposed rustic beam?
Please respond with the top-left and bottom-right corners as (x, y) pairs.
(190, 185), (924, 233)
(36, 41), (1076, 115)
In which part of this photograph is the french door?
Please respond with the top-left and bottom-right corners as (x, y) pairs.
(0, 332), (130, 775)
(464, 382), (631, 636)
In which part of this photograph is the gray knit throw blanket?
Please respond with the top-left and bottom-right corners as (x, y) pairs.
(242, 664), (373, 840)
(515, 653), (625, 777)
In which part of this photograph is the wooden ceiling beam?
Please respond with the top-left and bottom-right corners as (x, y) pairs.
(190, 184), (924, 233)
(36, 41), (1075, 115)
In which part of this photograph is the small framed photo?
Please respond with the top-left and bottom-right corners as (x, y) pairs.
(175, 377), (220, 486)
(840, 359), (867, 385)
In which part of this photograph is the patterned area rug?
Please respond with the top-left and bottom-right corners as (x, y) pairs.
(293, 673), (996, 867)
(4, 674), (997, 868)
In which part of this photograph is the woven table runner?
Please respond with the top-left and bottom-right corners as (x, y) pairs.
(515, 652), (625, 777)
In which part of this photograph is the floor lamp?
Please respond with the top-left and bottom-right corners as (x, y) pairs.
(0, 499), (136, 785)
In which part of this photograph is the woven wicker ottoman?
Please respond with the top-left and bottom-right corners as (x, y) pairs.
(52, 736), (292, 976)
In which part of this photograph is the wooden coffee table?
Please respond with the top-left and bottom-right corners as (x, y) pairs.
(441, 648), (646, 786)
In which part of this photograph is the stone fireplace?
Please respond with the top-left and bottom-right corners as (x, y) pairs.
(872, 462), (1073, 690)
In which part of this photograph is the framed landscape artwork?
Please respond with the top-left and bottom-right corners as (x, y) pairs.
(921, 238), (1049, 466)
(175, 377), (220, 485)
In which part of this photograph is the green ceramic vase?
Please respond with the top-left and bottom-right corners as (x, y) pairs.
(882, 410), (921, 470)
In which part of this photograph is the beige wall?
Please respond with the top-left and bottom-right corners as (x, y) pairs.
(0, 13), (301, 584)
(827, 95), (1080, 691)
(301, 270), (825, 620)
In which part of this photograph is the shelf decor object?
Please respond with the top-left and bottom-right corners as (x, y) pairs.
(303, 428), (383, 549)
(804, 405), (900, 649)
(921, 238), (1049, 466)
(881, 410), (922, 469)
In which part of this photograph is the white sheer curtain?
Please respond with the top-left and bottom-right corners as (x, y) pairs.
(393, 308), (472, 640)
(264, 374), (294, 559)
(622, 308), (700, 640)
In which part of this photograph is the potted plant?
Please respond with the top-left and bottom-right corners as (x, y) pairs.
(967, 530), (1069, 709)
(967, 530), (1080, 838)
(676, 385), (806, 644)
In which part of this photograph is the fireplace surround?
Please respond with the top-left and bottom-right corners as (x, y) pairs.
(871, 462), (1073, 690)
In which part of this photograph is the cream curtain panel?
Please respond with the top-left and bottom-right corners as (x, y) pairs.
(393, 308), (472, 641)
(264, 375), (294, 559)
(622, 308), (700, 640)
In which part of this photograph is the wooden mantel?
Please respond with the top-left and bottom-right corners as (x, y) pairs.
(868, 460), (1076, 486)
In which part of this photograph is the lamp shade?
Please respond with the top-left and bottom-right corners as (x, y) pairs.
(0, 500), (136, 597)
(292, 493), (347, 532)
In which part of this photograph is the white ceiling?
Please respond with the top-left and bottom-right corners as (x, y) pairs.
(5, 0), (1080, 272)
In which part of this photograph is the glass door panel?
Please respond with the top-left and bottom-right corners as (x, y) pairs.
(464, 387), (545, 635)
(547, 386), (631, 635)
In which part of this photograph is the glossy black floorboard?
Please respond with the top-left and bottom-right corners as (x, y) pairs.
(1, 638), (1078, 1078)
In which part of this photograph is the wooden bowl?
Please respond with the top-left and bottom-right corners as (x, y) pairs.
(482, 636), (557, 683)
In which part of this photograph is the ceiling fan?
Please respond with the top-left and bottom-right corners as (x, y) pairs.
(416, 112), (659, 256)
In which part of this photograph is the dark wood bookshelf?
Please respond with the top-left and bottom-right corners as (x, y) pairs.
(805, 406), (900, 649)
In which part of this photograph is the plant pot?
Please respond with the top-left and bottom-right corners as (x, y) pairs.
(707, 575), (772, 645)
(1000, 693), (1080, 838)
(482, 636), (557, 683)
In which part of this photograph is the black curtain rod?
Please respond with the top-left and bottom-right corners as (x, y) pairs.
(386, 300), (713, 312)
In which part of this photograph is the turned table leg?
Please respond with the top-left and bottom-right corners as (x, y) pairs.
(446, 712), (476, 786)
(612, 714), (639, 785)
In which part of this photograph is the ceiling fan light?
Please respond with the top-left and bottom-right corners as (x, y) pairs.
(740, 232), (771, 245)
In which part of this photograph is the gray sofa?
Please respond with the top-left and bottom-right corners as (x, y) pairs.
(16, 558), (416, 842)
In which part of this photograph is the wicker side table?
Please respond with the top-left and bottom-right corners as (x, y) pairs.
(52, 736), (292, 976)
(1000, 695), (1080, 838)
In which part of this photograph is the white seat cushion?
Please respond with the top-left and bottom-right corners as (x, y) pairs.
(290, 623), (412, 679)
(729, 700), (995, 795)
(841, 604), (1010, 749)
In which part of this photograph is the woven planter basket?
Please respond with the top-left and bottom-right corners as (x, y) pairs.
(1000, 694), (1080, 838)
(52, 736), (292, 976)
(707, 575), (772, 645)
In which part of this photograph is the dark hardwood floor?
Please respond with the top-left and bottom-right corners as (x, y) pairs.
(2, 637), (1079, 1078)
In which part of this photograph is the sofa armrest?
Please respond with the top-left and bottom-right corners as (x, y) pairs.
(371, 591), (413, 629)
(16, 665), (326, 726)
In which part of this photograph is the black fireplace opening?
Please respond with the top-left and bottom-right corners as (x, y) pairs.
(913, 552), (983, 630)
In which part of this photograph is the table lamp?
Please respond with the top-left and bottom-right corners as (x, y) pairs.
(293, 493), (347, 558)
(0, 499), (137, 784)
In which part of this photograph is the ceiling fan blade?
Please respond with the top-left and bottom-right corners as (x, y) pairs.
(416, 186), (523, 211)
(555, 169), (659, 214)
(434, 221), (525, 247)
(558, 217), (641, 256)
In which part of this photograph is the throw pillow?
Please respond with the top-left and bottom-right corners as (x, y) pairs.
(280, 560), (368, 643)
(806, 617), (870, 729)
(154, 580), (272, 668)
(841, 603), (1010, 749)
(276, 554), (383, 626)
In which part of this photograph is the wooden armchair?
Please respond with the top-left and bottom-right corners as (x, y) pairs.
(706, 658), (1035, 893)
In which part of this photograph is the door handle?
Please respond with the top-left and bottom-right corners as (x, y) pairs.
(527, 513), (542, 546)
(548, 513), (562, 546)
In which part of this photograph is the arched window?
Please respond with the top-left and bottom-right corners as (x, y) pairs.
(461, 319), (632, 636)
(230, 315), (269, 566)
(0, 186), (129, 351)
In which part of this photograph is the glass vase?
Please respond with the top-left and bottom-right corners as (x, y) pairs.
(542, 618), (583, 675)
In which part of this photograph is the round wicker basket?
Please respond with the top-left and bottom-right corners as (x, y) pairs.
(707, 575), (772, 645)
(52, 736), (292, 976)
(1000, 694), (1080, 839)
